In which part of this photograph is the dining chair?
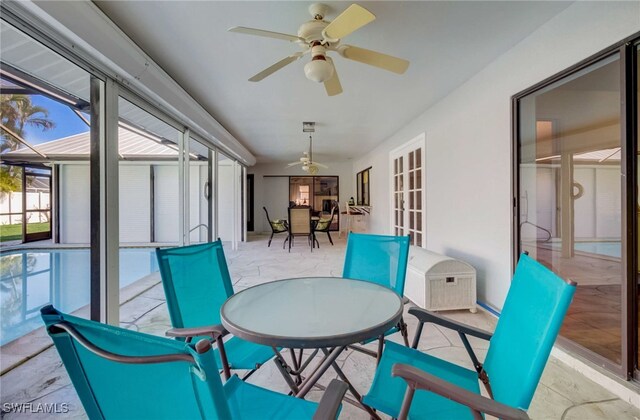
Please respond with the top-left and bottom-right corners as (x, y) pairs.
(362, 253), (576, 420)
(41, 305), (347, 420)
(263, 206), (288, 247)
(155, 240), (273, 380)
(285, 206), (315, 252)
(313, 204), (338, 246)
(343, 232), (411, 358)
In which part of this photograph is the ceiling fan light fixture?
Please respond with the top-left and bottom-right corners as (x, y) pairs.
(302, 164), (309, 172)
(304, 57), (334, 83)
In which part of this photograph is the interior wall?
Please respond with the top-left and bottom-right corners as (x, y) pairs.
(248, 161), (353, 233)
(351, 1), (640, 309)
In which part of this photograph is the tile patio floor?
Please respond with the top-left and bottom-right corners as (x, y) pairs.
(1, 233), (639, 419)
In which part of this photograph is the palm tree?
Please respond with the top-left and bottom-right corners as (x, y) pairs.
(1, 94), (55, 153)
(0, 94), (55, 194)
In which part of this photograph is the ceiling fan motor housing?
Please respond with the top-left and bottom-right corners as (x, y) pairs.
(297, 19), (329, 43)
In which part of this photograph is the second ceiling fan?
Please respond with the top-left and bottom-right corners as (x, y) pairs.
(229, 3), (410, 96)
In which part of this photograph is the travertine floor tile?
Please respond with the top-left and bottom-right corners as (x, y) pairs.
(2, 234), (638, 419)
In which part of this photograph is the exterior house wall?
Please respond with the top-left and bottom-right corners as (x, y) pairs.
(54, 162), (209, 245)
(352, 1), (640, 309)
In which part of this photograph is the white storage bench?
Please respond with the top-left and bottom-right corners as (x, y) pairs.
(404, 246), (477, 313)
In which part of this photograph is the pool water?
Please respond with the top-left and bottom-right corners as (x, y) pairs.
(0, 248), (159, 345)
(549, 241), (621, 258)
(573, 242), (621, 258)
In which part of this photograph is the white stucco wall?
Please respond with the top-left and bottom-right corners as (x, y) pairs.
(248, 161), (354, 234)
(352, 1), (640, 309)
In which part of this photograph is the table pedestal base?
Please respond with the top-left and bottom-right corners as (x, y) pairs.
(272, 347), (380, 419)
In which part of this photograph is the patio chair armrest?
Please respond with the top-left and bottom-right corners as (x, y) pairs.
(313, 379), (348, 420)
(408, 307), (492, 341)
(392, 364), (529, 420)
(166, 325), (228, 341)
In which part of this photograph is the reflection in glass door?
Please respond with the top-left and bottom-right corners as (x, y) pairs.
(517, 54), (624, 365)
(635, 43), (640, 375)
(189, 138), (213, 244)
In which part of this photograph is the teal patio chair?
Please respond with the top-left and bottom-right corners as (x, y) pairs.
(156, 240), (274, 380)
(41, 306), (347, 420)
(362, 253), (576, 420)
(343, 232), (411, 358)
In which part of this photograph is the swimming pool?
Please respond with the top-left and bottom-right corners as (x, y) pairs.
(0, 248), (159, 346)
(549, 241), (621, 258)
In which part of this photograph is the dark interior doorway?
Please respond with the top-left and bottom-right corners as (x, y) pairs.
(247, 174), (254, 231)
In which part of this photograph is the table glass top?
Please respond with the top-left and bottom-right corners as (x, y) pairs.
(221, 277), (402, 344)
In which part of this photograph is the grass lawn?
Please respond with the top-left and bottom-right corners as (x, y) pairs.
(0, 223), (50, 242)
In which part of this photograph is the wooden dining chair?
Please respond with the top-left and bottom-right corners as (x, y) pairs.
(285, 207), (314, 252)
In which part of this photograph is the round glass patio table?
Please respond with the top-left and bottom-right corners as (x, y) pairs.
(221, 277), (403, 349)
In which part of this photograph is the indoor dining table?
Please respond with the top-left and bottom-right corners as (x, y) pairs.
(220, 276), (403, 413)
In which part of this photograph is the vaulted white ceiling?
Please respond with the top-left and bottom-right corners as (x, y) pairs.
(95, 1), (572, 164)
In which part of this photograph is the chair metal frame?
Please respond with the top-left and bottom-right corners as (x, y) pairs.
(263, 206), (288, 247)
(342, 233), (411, 361)
(313, 204), (338, 246)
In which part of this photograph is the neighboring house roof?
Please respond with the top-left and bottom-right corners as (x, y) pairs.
(1, 124), (204, 163)
(26, 176), (49, 192)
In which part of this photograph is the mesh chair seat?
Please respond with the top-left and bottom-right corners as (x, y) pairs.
(225, 375), (320, 419)
(363, 341), (479, 420)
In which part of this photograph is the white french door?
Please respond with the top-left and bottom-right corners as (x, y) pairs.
(390, 134), (425, 247)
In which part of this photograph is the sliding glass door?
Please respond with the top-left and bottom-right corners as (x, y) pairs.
(515, 36), (640, 379)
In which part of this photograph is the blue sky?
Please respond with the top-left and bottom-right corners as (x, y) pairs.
(21, 94), (89, 145)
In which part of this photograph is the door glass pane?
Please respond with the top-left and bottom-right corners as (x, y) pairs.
(518, 54), (622, 364)
(0, 165), (23, 243)
(290, 176), (313, 207)
(314, 176), (338, 230)
(118, 97), (180, 328)
(24, 174), (51, 241)
(189, 138), (212, 244)
(0, 18), (92, 346)
(636, 44), (640, 370)
(218, 153), (236, 244)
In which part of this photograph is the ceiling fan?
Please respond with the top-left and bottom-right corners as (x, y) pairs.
(287, 134), (328, 175)
(229, 3), (410, 96)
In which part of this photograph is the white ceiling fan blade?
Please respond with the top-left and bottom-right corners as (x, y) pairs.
(323, 4), (375, 41)
(249, 53), (303, 82)
(340, 45), (409, 74)
(228, 26), (305, 43)
(287, 161), (303, 167)
(324, 58), (343, 96)
(311, 162), (329, 169)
